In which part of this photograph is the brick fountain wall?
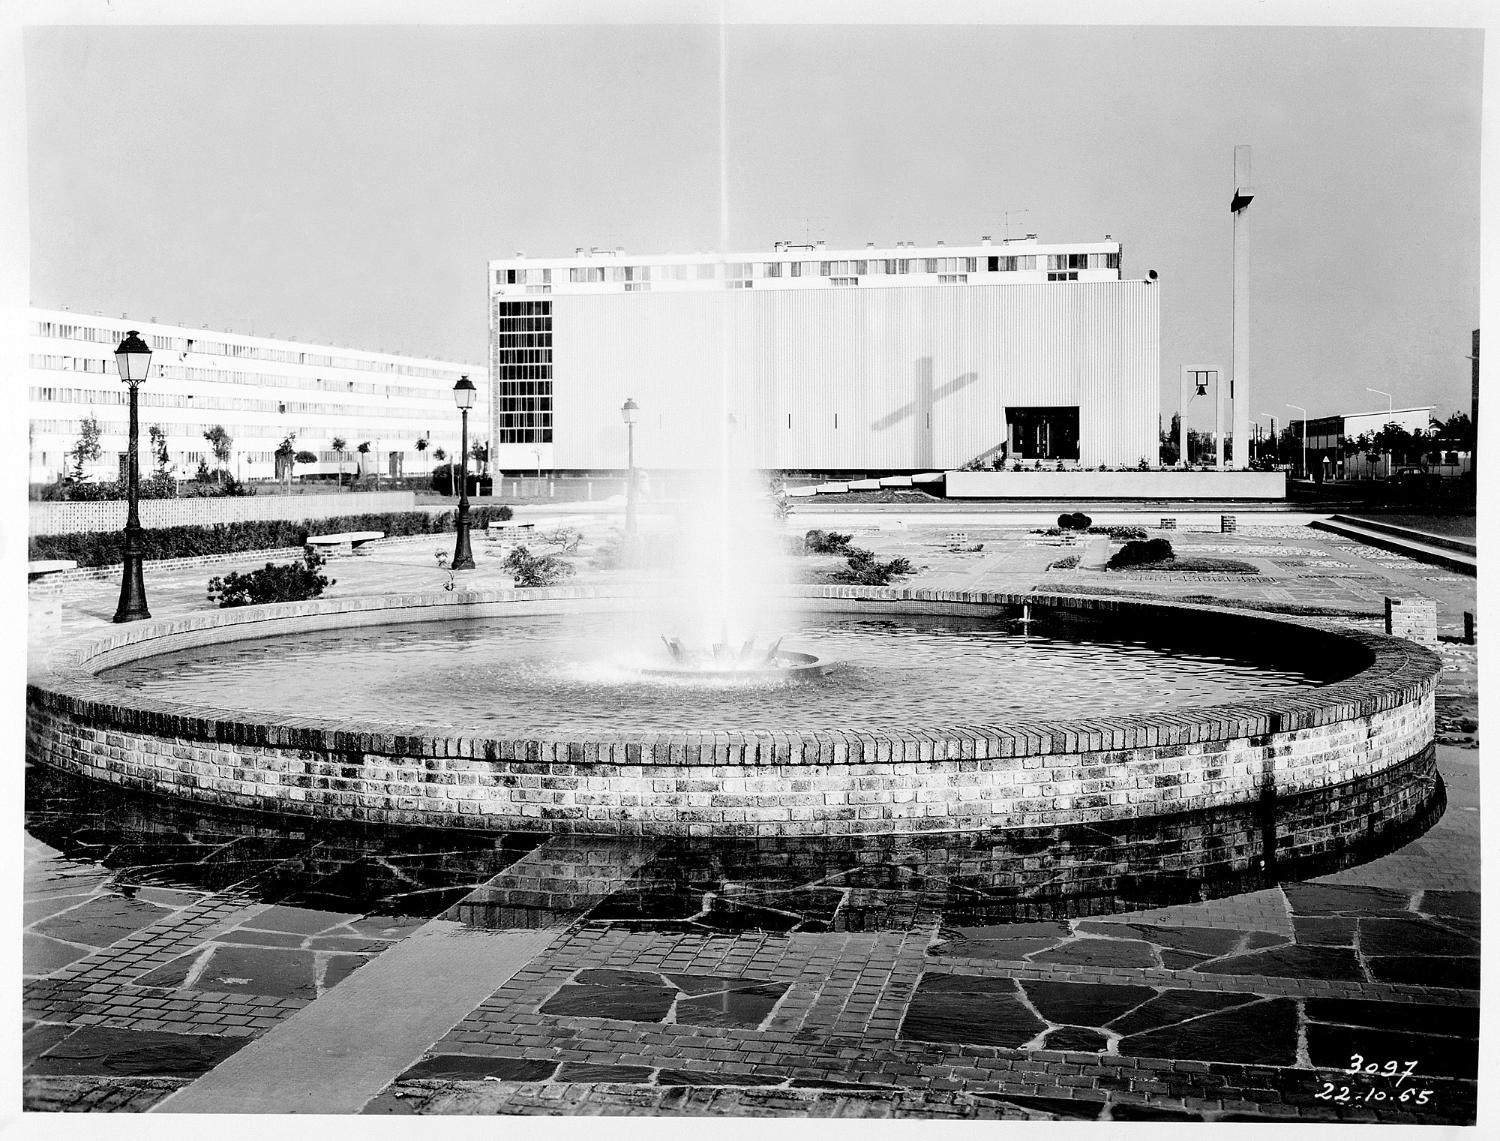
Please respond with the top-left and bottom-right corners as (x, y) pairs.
(26, 588), (1440, 845)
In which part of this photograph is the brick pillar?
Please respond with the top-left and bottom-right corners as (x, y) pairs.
(1159, 517), (1177, 530)
(1220, 514), (1237, 533)
(1385, 597), (1438, 648)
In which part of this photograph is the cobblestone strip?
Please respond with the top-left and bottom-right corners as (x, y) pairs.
(45, 888), (268, 989)
(23, 978), (308, 1038)
(21, 1075), (189, 1114)
(827, 920), (936, 1040)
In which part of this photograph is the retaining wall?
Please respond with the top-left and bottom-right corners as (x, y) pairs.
(29, 491), (418, 536)
(25, 586), (1439, 838)
(944, 470), (1287, 500)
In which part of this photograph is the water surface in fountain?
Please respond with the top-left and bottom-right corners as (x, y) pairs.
(100, 609), (1355, 735)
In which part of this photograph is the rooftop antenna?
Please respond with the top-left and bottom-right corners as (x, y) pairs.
(802, 215), (828, 246)
(1003, 210), (1031, 242)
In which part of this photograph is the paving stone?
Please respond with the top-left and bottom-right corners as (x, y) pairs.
(31, 895), (174, 947)
(1304, 1024), (1478, 1081)
(1194, 945), (1364, 981)
(673, 986), (785, 1029)
(1365, 956), (1479, 990)
(660, 1069), (772, 1086)
(1356, 917), (1480, 957)
(26, 1025), (250, 1077)
(540, 983), (679, 1022)
(1303, 998), (1478, 1039)
(1028, 939), (1158, 969)
(1075, 922), (1245, 958)
(1020, 981), (1156, 1025)
(911, 972), (1018, 995)
(556, 1062), (656, 1083)
(1041, 1027), (1110, 1052)
(1117, 998), (1299, 1066)
(1291, 917), (1358, 946)
(1106, 990), (1260, 1036)
(1283, 883), (1412, 916)
(576, 968), (667, 987)
(1416, 890), (1480, 920)
(398, 1054), (558, 1081)
(900, 990), (1046, 1050)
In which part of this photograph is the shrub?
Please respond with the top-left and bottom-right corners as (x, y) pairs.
(830, 546), (915, 585)
(804, 529), (855, 555)
(539, 526), (582, 553)
(30, 507), (513, 568)
(501, 544), (576, 588)
(1046, 554), (1081, 571)
(207, 549), (335, 608)
(1087, 525), (1147, 541)
(1057, 512), (1093, 531)
(1106, 538), (1175, 569)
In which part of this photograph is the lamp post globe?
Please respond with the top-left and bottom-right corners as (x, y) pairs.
(621, 398), (639, 536)
(112, 331), (153, 622)
(451, 375), (477, 570)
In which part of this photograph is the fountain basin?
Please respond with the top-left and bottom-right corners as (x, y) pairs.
(26, 586), (1441, 840)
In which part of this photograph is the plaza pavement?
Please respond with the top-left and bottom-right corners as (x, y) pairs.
(21, 508), (1481, 1123)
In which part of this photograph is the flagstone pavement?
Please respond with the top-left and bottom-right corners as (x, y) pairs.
(22, 512), (1481, 1123)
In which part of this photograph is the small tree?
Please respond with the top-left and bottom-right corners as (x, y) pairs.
(275, 432), (297, 487)
(355, 440), (371, 481)
(471, 440), (489, 474)
(432, 446), (447, 463)
(330, 436), (347, 488)
(69, 413), (103, 482)
(147, 424), (171, 474)
(415, 436), (430, 472)
(204, 425), (233, 483)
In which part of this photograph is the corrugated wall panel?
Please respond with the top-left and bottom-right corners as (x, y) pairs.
(546, 281), (1157, 470)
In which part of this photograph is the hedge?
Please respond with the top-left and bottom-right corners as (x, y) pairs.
(28, 505), (513, 568)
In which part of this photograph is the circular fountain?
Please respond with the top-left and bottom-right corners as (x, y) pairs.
(26, 585), (1442, 857)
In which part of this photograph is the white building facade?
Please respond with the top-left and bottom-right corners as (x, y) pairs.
(26, 308), (487, 484)
(487, 237), (1160, 473)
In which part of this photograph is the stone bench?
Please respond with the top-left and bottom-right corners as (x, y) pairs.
(28, 559), (77, 581)
(485, 522), (536, 540)
(305, 531), (384, 556)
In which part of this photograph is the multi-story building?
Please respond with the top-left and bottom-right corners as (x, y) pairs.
(26, 308), (486, 485)
(486, 235), (1159, 473)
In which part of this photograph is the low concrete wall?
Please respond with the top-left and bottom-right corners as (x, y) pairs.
(30, 491), (419, 537)
(945, 470), (1286, 500)
(26, 586), (1438, 839)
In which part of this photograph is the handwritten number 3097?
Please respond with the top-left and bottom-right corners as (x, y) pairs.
(1348, 1055), (1420, 1085)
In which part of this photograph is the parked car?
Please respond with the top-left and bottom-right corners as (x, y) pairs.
(1386, 467), (1444, 503)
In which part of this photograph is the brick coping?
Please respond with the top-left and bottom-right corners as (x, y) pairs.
(27, 585), (1440, 758)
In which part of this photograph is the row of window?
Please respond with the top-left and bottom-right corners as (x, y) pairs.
(32, 418), (441, 443)
(29, 386), (463, 423)
(495, 252), (1119, 287)
(32, 322), (472, 380)
(29, 355), (468, 402)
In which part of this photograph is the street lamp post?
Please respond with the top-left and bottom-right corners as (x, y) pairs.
(112, 331), (153, 622)
(1365, 387), (1393, 412)
(451, 375), (477, 570)
(1287, 403), (1308, 480)
(621, 397), (639, 537)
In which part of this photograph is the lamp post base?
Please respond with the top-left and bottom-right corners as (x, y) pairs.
(113, 550), (151, 623)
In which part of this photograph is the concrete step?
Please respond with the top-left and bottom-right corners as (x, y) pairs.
(1311, 518), (1476, 576)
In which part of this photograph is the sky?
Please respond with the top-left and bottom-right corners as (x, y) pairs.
(18, 12), (1486, 432)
